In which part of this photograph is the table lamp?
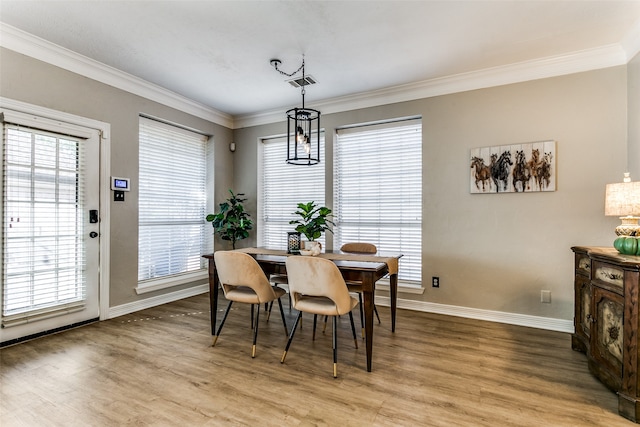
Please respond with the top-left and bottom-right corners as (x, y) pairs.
(605, 173), (640, 236)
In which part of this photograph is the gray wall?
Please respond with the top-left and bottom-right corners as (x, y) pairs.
(1, 45), (636, 322)
(235, 66), (631, 321)
(0, 48), (234, 307)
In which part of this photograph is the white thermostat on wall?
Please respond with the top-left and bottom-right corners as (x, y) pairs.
(111, 177), (131, 191)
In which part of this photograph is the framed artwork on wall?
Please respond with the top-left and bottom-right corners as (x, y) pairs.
(470, 140), (556, 194)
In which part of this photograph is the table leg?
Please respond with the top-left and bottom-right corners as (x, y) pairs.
(208, 257), (219, 344)
(362, 272), (375, 372)
(390, 273), (398, 332)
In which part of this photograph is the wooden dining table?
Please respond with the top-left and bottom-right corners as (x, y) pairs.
(202, 247), (402, 372)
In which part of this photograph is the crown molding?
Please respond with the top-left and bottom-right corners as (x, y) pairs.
(1, 23), (633, 131)
(0, 24), (233, 128)
(621, 19), (640, 60)
(236, 43), (628, 128)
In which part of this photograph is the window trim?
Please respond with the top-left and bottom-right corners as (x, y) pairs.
(136, 116), (212, 293)
(135, 270), (208, 295)
(257, 133), (326, 250)
(333, 117), (423, 288)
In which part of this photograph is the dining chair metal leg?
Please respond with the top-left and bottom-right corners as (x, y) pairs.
(281, 311), (303, 363)
(332, 315), (338, 378)
(312, 314), (318, 341)
(250, 304), (255, 330)
(251, 305), (260, 358)
(213, 301), (234, 346)
(277, 297), (288, 335)
(323, 315), (328, 333)
(348, 311), (358, 349)
(266, 300), (273, 322)
(374, 305), (381, 324)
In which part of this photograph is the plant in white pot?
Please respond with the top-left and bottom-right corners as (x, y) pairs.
(289, 201), (334, 255)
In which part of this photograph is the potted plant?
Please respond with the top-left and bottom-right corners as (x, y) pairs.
(289, 201), (334, 254)
(206, 190), (253, 249)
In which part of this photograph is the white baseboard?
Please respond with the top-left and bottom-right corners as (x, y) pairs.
(375, 296), (573, 333)
(107, 284), (209, 319)
(107, 286), (573, 334)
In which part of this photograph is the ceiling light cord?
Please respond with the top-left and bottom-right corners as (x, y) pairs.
(270, 56), (305, 78)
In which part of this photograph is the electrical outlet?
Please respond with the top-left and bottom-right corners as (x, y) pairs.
(541, 290), (551, 303)
(432, 277), (439, 288)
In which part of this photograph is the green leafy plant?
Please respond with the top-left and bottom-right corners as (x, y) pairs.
(206, 190), (253, 249)
(289, 201), (334, 241)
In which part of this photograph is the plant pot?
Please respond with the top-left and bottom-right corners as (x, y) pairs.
(303, 240), (322, 256)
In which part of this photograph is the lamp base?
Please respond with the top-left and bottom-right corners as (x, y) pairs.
(616, 216), (640, 236)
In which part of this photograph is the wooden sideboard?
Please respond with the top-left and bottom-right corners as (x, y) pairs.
(572, 246), (640, 422)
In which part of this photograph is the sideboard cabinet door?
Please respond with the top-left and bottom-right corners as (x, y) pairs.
(590, 286), (623, 391)
(577, 275), (592, 341)
(572, 248), (592, 352)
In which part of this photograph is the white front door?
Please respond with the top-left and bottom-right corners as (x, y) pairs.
(0, 111), (100, 344)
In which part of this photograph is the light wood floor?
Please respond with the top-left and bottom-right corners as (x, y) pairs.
(0, 293), (635, 426)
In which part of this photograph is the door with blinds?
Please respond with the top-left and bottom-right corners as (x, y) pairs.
(0, 112), (100, 344)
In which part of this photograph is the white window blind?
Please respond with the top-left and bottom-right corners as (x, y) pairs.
(2, 124), (87, 322)
(334, 118), (422, 285)
(138, 117), (211, 284)
(259, 134), (325, 249)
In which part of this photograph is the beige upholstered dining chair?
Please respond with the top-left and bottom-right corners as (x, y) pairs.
(213, 251), (289, 358)
(340, 242), (381, 337)
(340, 242), (377, 254)
(281, 256), (359, 378)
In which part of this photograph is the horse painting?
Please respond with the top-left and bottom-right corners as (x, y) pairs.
(470, 141), (555, 194)
(512, 150), (531, 192)
(491, 150), (512, 192)
(470, 156), (492, 192)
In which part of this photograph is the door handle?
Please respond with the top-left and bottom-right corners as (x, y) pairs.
(89, 231), (98, 238)
(89, 210), (99, 224)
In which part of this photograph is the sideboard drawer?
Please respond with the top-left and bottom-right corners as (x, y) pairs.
(592, 260), (624, 293)
(576, 253), (591, 276)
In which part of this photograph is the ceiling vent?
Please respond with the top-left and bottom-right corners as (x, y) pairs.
(288, 75), (317, 88)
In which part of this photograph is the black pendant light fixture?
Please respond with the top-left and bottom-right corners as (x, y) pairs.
(271, 56), (321, 166)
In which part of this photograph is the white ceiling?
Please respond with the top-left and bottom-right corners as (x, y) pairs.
(1, 1), (640, 124)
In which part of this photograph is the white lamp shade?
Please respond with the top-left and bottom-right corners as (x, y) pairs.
(605, 181), (640, 216)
